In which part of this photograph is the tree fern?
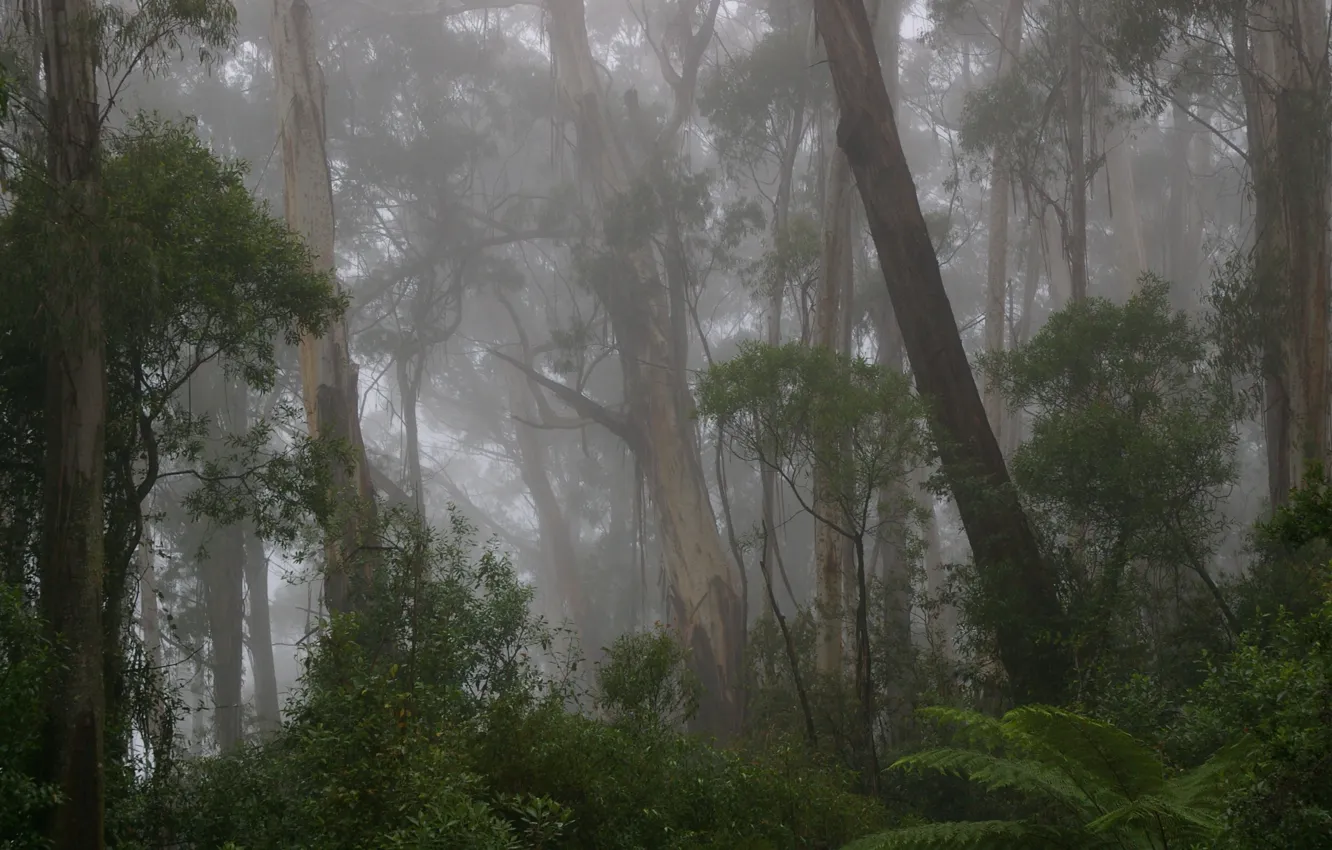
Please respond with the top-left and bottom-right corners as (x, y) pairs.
(845, 705), (1235, 849)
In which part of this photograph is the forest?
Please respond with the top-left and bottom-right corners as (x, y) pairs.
(1, 0), (1330, 847)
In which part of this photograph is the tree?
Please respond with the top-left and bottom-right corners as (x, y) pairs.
(543, 0), (746, 738)
(698, 340), (929, 784)
(35, 0), (110, 843)
(810, 0), (1071, 703)
(271, 0), (378, 616)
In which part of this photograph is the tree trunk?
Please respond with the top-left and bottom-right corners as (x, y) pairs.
(397, 349), (425, 512)
(271, 0), (377, 615)
(814, 149), (853, 674)
(1271, 0), (1331, 487)
(1104, 83), (1146, 296)
(204, 520), (245, 752)
(1003, 223), (1041, 458)
(1042, 200), (1073, 308)
(1064, 0), (1087, 301)
(244, 529), (281, 736)
(37, 0), (107, 845)
(545, 0), (745, 739)
(505, 368), (587, 643)
(138, 538), (166, 760)
(810, 0), (1072, 704)
(983, 0), (1024, 439)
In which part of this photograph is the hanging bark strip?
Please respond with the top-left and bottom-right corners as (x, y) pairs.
(271, 0), (378, 615)
(810, 0), (1072, 704)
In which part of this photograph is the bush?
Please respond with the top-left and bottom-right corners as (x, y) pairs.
(154, 509), (883, 849)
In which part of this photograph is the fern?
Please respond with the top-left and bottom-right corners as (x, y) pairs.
(844, 706), (1232, 850)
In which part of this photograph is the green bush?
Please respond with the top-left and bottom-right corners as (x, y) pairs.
(154, 509), (883, 850)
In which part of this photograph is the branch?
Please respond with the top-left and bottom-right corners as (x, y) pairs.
(489, 348), (642, 452)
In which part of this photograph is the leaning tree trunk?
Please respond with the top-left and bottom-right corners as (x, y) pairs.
(37, 0), (107, 846)
(810, 0), (1072, 704)
(271, 0), (378, 614)
(545, 0), (745, 739)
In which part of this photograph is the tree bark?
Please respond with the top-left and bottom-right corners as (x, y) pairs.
(204, 521), (245, 752)
(504, 367), (587, 642)
(37, 0), (107, 845)
(545, 0), (745, 739)
(983, 0), (1024, 440)
(271, 0), (378, 615)
(243, 529), (281, 736)
(1064, 0), (1087, 301)
(1103, 83), (1146, 296)
(810, 0), (1072, 704)
(814, 149), (853, 674)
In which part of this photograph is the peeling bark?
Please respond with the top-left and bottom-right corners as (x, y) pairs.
(545, 0), (745, 738)
(271, 0), (378, 614)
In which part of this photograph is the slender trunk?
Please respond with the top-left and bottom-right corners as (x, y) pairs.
(37, 0), (107, 844)
(272, 0), (378, 615)
(814, 150), (853, 674)
(917, 468), (954, 659)
(506, 369), (587, 642)
(138, 539), (165, 761)
(811, 0), (1072, 703)
(761, 13), (811, 605)
(1004, 224), (1041, 458)
(1104, 83), (1146, 296)
(852, 537), (880, 792)
(397, 350), (425, 512)
(983, 0), (1024, 438)
(1065, 0), (1087, 301)
(243, 530), (281, 735)
(204, 521), (245, 752)
(1042, 201), (1073, 309)
(1165, 99), (1208, 310)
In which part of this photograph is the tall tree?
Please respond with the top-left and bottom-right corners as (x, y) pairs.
(544, 0), (746, 738)
(810, 0), (1071, 703)
(982, 0), (1024, 441)
(271, 0), (377, 614)
(36, 0), (107, 845)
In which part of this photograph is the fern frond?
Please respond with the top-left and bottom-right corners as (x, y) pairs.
(839, 819), (1070, 850)
(891, 748), (1112, 815)
(1084, 792), (1223, 840)
(1002, 705), (1166, 798)
(1164, 736), (1258, 809)
(913, 707), (1011, 754)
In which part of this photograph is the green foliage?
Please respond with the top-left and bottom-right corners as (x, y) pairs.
(0, 583), (57, 849)
(0, 114), (344, 579)
(985, 279), (1239, 690)
(1240, 464), (1332, 624)
(595, 625), (701, 731)
(154, 509), (884, 850)
(697, 341), (927, 537)
(848, 705), (1235, 849)
(1174, 586), (1332, 849)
